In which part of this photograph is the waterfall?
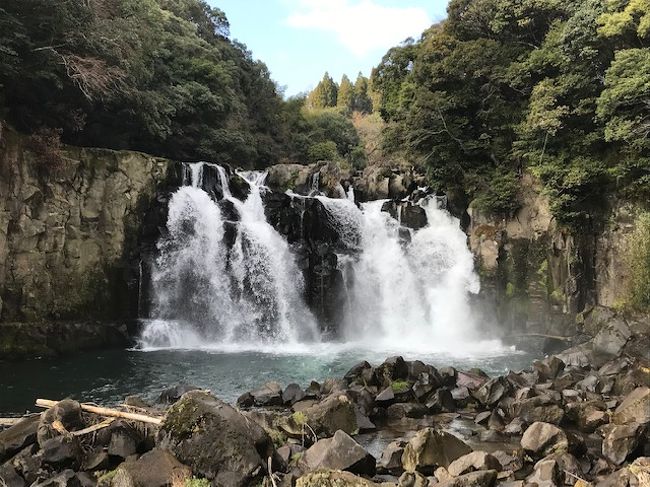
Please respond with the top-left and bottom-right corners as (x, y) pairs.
(141, 162), (318, 348)
(338, 197), (482, 350)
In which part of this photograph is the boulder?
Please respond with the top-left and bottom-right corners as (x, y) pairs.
(375, 387), (395, 405)
(376, 356), (409, 385)
(297, 394), (358, 437)
(40, 435), (82, 468)
(520, 422), (568, 458)
(379, 440), (406, 473)
(344, 361), (374, 385)
(108, 421), (143, 460)
(157, 384), (200, 404)
(473, 378), (510, 408)
(387, 403), (428, 419)
(283, 384), (306, 405)
(158, 391), (274, 486)
(426, 389), (455, 413)
(398, 470), (429, 487)
(0, 462), (25, 487)
(251, 381), (283, 407)
(299, 430), (376, 476)
(31, 469), (84, 487)
(456, 372), (487, 391)
(436, 470), (497, 487)
(447, 452), (501, 477)
(532, 356), (565, 381)
(526, 457), (561, 487)
(593, 318), (632, 357)
(412, 372), (440, 400)
(401, 428), (472, 474)
(0, 416), (39, 463)
(515, 396), (564, 425)
(295, 470), (379, 487)
(38, 400), (84, 446)
(565, 401), (608, 433)
(613, 387), (650, 426)
(112, 449), (191, 487)
(602, 422), (646, 465)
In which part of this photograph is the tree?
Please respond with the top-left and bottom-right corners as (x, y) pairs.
(308, 72), (338, 109)
(337, 74), (354, 112)
(352, 72), (373, 113)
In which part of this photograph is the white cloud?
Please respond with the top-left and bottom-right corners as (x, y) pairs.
(285, 0), (431, 57)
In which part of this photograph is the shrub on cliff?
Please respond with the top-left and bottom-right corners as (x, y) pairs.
(627, 212), (650, 310)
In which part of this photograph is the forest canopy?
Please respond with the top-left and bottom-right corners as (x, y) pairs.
(370, 0), (650, 224)
(0, 0), (363, 168)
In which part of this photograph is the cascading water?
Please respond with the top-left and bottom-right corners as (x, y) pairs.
(140, 163), (318, 349)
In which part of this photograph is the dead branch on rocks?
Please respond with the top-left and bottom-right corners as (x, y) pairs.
(36, 399), (162, 425)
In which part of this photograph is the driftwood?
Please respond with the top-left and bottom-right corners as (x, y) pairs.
(36, 399), (162, 425)
(0, 418), (21, 427)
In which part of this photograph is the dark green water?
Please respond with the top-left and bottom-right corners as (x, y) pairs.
(0, 345), (540, 415)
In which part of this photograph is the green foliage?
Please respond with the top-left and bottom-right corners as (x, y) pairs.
(337, 74), (354, 112)
(390, 380), (410, 393)
(0, 0), (345, 168)
(185, 478), (210, 487)
(308, 72), (338, 109)
(308, 141), (338, 163)
(627, 212), (650, 310)
(371, 0), (649, 224)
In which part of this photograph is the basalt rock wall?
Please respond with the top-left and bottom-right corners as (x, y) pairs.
(0, 127), (172, 325)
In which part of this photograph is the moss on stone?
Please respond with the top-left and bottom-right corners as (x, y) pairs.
(391, 380), (410, 393)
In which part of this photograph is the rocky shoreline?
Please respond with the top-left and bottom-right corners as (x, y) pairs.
(1, 316), (648, 487)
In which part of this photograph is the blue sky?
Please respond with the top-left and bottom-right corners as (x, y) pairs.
(212, 0), (449, 96)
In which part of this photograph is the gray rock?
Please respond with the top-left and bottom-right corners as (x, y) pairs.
(515, 396), (564, 425)
(159, 390), (274, 486)
(532, 356), (565, 381)
(251, 381), (283, 407)
(112, 448), (191, 487)
(526, 457), (560, 487)
(41, 436), (82, 468)
(157, 384), (200, 404)
(593, 318), (632, 357)
(520, 422), (568, 458)
(426, 389), (455, 413)
(613, 387), (650, 425)
(0, 416), (39, 463)
(401, 427), (472, 474)
(437, 470), (497, 487)
(282, 384), (306, 405)
(387, 403), (428, 419)
(379, 440), (406, 473)
(108, 422), (142, 460)
(299, 430), (376, 476)
(398, 470), (429, 487)
(0, 462), (25, 487)
(447, 451), (501, 477)
(376, 387), (396, 404)
(31, 470), (80, 487)
(473, 377), (510, 408)
(298, 394), (358, 437)
(602, 422), (646, 465)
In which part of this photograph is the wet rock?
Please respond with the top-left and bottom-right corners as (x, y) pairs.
(41, 436), (82, 468)
(344, 361), (375, 385)
(295, 469), (379, 486)
(82, 448), (111, 471)
(159, 391), (274, 486)
(526, 456), (561, 487)
(425, 389), (455, 413)
(252, 381), (284, 407)
(613, 387), (650, 426)
(31, 469), (80, 487)
(298, 394), (358, 437)
(593, 319), (632, 357)
(387, 403), (428, 419)
(299, 430), (376, 476)
(0, 416), (39, 463)
(305, 381), (322, 399)
(0, 462), (25, 487)
(398, 470), (429, 487)
(602, 422), (646, 465)
(412, 372), (441, 400)
(108, 421), (143, 460)
(473, 378), (510, 408)
(566, 400), (608, 433)
(379, 440), (406, 474)
(157, 384), (200, 404)
(447, 451), (501, 477)
(503, 417), (525, 436)
(478, 430), (507, 443)
(474, 412), (491, 426)
(439, 367), (458, 387)
(515, 396), (564, 425)
(376, 356), (409, 385)
(401, 427), (472, 474)
(112, 448), (191, 487)
(283, 384), (306, 405)
(355, 409), (376, 432)
(487, 410), (505, 431)
(321, 378), (346, 396)
(532, 356), (565, 381)
(400, 204), (428, 230)
(376, 387), (396, 405)
(8, 444), (41, 484)
(437, 470), (497, 487)
(456, 372), (487, 391)
(521, 422), (568, 458)
(236, 392), (254, 408)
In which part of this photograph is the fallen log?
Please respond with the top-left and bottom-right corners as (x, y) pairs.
(36, 399), (162, 425)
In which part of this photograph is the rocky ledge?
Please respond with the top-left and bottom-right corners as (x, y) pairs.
(0, 317), (648, 487)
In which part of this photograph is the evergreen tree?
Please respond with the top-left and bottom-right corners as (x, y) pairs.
(353, 72), (373, 113)
(308, 72), (338, 109)
(337, 74), (354, 112)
